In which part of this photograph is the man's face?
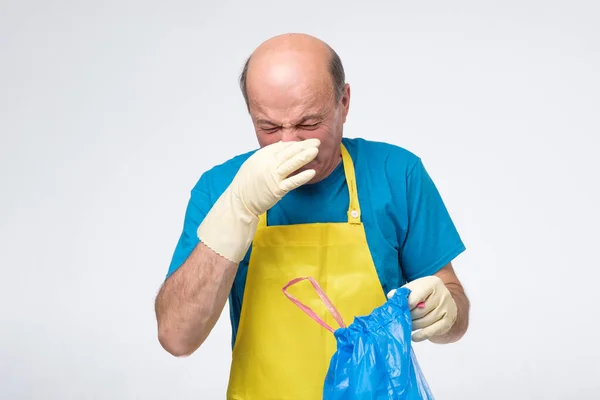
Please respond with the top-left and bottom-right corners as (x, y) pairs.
(247, 77), (351, 184)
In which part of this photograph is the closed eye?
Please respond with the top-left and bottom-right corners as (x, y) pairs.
(260, 126), (280, 133)
(298, 123), (319, 130)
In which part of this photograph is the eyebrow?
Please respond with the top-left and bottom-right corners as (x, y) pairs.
(256, 114), (323, 126)
(297, 114), (323, 124)
(255, 118), (278, 126)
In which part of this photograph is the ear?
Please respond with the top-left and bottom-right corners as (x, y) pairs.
(341, 83), (351, 123)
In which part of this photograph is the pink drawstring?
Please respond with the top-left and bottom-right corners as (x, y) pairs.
(282, 277), (347, 333)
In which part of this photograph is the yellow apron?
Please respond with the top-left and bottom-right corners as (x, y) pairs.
(226, 144), (387, 400)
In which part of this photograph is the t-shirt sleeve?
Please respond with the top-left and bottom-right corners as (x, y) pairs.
(400, 159), (466, 282)
(165, 176), (214, 279)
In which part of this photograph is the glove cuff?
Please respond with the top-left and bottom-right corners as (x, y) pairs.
(196, 188), (258, 263)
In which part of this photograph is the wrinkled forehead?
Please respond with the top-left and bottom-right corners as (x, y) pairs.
(247, 78), (335, 125)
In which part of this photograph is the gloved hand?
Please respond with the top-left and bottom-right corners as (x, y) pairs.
(197, 139), (320, 263)
(387, 276), (457, 342)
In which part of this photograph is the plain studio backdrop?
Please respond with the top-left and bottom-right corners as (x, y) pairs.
(1, 0), (599, 399)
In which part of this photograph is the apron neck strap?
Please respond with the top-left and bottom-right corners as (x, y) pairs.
(258, 210), (267, 228)
(257, 142), (362, 228)
(340, 143), (362, 225)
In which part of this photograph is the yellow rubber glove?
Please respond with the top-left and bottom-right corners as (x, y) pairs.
(197, 139), (320, 263)
(387, 276), (457, 342)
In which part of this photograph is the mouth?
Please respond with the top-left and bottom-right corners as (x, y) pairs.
(288, 159), (318, 179)
(301, 158), (318, 172)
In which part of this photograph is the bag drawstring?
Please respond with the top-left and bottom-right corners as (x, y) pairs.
(282, 277), (347, 333)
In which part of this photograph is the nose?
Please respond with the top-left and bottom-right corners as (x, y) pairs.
(280, 128), (300, 142)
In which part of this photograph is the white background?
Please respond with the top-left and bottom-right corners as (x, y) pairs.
(1, 1), (599, 399)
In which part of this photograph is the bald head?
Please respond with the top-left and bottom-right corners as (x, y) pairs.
(239, 33), (345, 110)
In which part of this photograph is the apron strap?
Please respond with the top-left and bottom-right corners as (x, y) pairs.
(282, 277), (347, 333)
(258, 212), (267, 228)
(340, 144), (362, 225)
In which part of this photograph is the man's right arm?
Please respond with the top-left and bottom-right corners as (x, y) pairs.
(155, 241), (237, 357)
(154, 139), (321, 357)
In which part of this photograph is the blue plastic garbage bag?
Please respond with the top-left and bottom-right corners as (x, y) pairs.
(283, 277), (434, 399)
(322, 287), (434, 399)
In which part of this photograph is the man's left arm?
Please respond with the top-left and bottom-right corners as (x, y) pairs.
(387, 157), (470, 344)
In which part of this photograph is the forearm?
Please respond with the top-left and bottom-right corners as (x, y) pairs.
(155, 241), (238, 356)
(429, 282), (470, 344)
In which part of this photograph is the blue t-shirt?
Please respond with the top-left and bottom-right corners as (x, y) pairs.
(166, 137), (466, 348)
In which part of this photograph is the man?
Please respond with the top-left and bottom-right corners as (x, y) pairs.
(155, 33), (470, 398)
